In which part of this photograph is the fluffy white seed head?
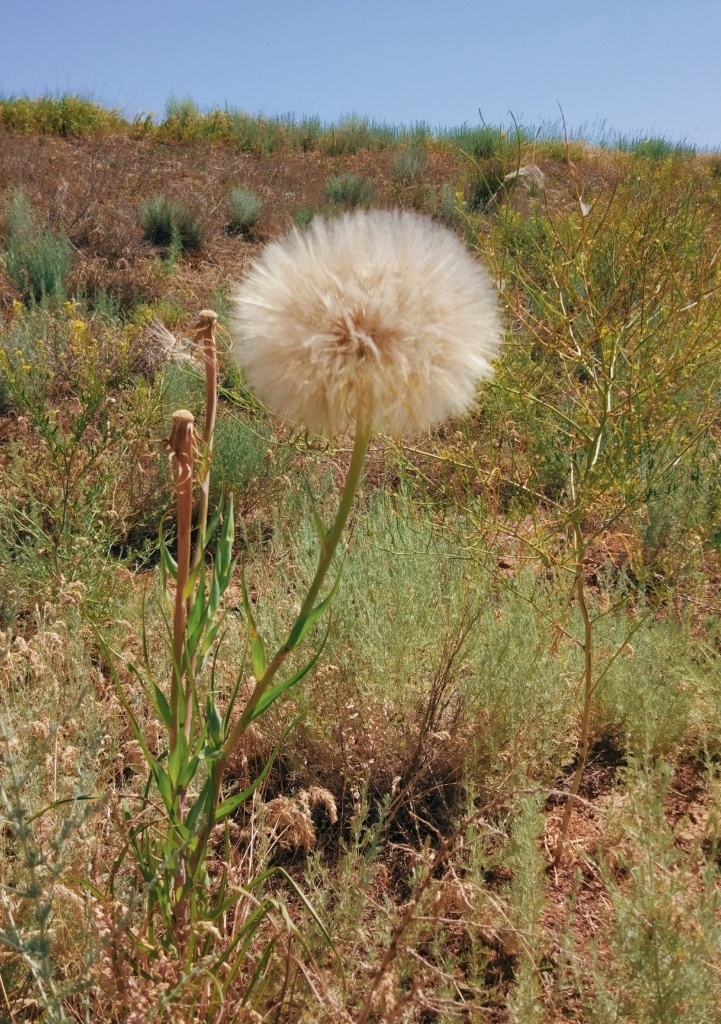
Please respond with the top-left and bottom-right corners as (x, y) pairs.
(231, 209), (502, 437)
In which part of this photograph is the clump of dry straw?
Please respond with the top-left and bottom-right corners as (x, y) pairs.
(231, 209), (502, 437)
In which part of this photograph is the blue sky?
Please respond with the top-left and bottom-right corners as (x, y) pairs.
(2, 0), (720, 147)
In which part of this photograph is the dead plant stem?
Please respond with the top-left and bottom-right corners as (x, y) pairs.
(168, 409), (195, 752)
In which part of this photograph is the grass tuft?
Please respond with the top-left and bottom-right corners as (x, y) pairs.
(325, 173), (376, 208)
(227, 186), (262, 234)
(137, 193), (203, 250)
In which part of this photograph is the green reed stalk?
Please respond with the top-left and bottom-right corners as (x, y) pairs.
(215, 408), (372, 802)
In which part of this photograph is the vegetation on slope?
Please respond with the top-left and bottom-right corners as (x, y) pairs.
(1, 99), (721, 1022)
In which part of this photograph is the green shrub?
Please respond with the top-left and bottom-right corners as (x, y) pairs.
(2, 188), (71, 303)
(393, 146), (427, 184)
(0, 306), (166, 615)
(227, 186), (262, 233)
(0, 94), (126, 136)
(506, 797), (548, 1024)
(292, 205), (318, 229)
(466, 158), (506, 211)
(325, 173), (375, 208)
(578, 758), (721, 1024)
(463, 125), (506, 160)
(610, 133), (697, 160)
(137, 193), (203, 250)
(164, 93), (199, 123)
(439, 183), (460, 227)
(210, 415), (270, 500)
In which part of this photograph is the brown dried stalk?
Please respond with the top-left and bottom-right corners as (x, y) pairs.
(167, 408), (195, 750)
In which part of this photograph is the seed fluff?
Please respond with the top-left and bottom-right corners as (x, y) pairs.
(231, 209), (502, 437)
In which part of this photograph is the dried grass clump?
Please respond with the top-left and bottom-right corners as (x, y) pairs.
(262, 787), (337, 853)
(262, 796), (317, 852)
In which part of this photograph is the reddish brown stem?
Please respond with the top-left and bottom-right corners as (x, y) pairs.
(168, 409), (195, 751)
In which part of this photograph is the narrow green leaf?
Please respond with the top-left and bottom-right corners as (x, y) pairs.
(208, 573), (221, 622)
(199, 615), (226, 662)
(159, 526), (178, 583)
(27, 793), (104, 826)
(168, 731), (187, 789)
(286, 564), (344, 651)
(241, 566), (266, 681)
(249, 630), (328, 723)
(229, 931), (276, 1002)
(273, 866), (344, 993)
(303, 477), (327, 546)
(186, 584), (207, 642)
(93, 629), (175, 814)
(185, 777), (212, 834)
(179, 756), (200, 790)
(223, 653), (247, 735)
(207, 693), (223, 745)
(183, 557), (203, 601)
(214, 727), (289, 822)
(212, 903), (275, 995)
(151, 681), (173, 729)
(150, 761), (174, 812)
(204, 499), (224, 551)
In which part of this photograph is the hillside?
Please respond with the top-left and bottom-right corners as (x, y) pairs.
(1, 98), (721, 1023)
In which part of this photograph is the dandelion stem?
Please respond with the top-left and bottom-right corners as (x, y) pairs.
(217, 408), (372, 787)
(300, 407), (372, 617)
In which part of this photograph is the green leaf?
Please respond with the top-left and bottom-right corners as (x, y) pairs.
(204, 499), (224, 551)
(286, 564), (344, 651)
(223, 654), (246, 735)
(208, 573), (221, 622)
(249, 630), (328, 723)
(186, 777), (212, 833)
(217, 505), (235, 579)
(179, 756), (200, 790)
(272, 866), (346, 997)
(159, 525), (178, 583)
(207, 693), (223, 745)
(214, 727), (289, 822)
(26, 793), (104, 826)
(186, 580), (207, 643)
(241, 566), (266, 681)
(199, 615), (226, 662)
(152, 684), (173, 729)
(125, 662), (171, 728)
(303, 477), (327, 546)
(168, 731), (187, 789)
(93, 629), (176, 815)
(213, 903), (276, 997)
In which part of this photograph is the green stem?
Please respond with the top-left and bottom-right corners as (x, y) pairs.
(218, 410), (372, 774)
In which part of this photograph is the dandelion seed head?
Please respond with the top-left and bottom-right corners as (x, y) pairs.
(231, 210), (502, 436)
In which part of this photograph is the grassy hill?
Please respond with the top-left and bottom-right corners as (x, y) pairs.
(1, 97), (721, 1023)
